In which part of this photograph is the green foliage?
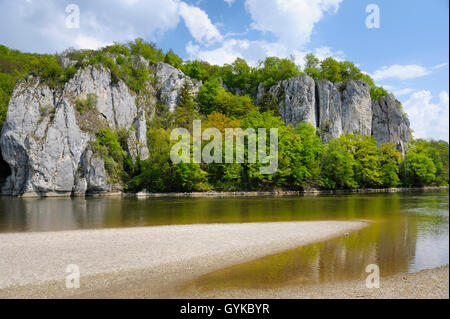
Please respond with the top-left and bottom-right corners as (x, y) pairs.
(175, 82), (198, 128)
(197, 79), (222, 115)
(303, 54), (389, 100)
(320, 138), (357, 190)
(164, 49), (183, 69)
(2, 42), (448, 193)
(252, 56), (301, 92)
(128, 38), (164, 64)
(379, 143), (402, 187)
(75, 93), (98, 115)
(401, 139), (449, 187)
(0, 45), (77, 131)
(181, 60), (221, 82)
(401, 149), (436, 187)
(92, 128), (127, 184)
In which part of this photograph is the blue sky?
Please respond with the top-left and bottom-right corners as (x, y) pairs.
(0, 0), (448, 141)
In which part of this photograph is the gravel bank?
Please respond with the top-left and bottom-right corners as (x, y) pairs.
(184, 266), (449, 299)
(0, 221), (366, 298)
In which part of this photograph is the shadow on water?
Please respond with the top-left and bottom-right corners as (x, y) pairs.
(0, 190), (448, 288)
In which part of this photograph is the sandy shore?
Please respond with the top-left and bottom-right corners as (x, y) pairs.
(0, 221), (367, 298)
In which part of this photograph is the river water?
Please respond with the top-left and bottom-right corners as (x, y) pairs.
(0, 190), (448, 289)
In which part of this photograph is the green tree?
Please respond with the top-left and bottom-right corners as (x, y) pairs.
(379, 143), (401, 187)
(175, 82), (197, 129)
(401, 145), (437, 186)
(320, 139), (357, 190)
(197, 79), (222, 115)
(320, 57), (343, 83)
(164, 49), (183, 69)
(303, 54), (320, 80)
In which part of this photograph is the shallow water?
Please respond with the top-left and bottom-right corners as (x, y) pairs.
(0, 190), (448, 289)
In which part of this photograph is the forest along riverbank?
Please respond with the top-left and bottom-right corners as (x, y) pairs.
(0, 221), (367, 298)
(2, 186), (446, 198)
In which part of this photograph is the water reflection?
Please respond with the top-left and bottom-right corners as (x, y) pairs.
(0, 191), (448, 280)
(183, 217), (441, 291)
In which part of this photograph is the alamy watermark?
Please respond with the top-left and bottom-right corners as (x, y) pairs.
(170, 120), (279, 175)
(365, 264), (380, 288)
(66, 264), (80, 289)
(65, 4), (80, 29)
(366, 4), (380, 29)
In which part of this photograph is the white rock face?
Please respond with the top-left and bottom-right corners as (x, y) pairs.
(257, 77), (411, 154)
(372, 95), (411, 154)
(265, 75), (317, 127)
(316, 80), (342, 142)
(155, 62), (201, 112)
(1, 65), (151, 197)
(340, 80), (372, 136)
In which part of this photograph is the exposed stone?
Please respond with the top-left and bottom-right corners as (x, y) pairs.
(372, 94), (412, 154)
(257, 76), (411, 154)
(263, 75), (317, 127)
(340, 80), (372, 136)
(316, 79), (342, 142)
(155, 62), (201, 112)
(1, 64), (152, 197)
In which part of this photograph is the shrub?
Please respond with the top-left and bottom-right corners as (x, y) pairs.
(75, 94), (97, 114)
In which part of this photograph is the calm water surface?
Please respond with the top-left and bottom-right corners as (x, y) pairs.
(0, 191), (448, 289)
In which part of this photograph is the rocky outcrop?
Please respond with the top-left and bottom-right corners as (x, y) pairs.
(155, 62), (201, 112)
(268, 75), (317, 128)
(372, 95), (411, 154)
(0, 65), (152, 197)
(340, 80), (372, 136)
(316, 80), (342, 142)
(257, 75), (411, 153)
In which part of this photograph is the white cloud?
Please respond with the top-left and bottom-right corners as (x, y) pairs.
(224, 0), (236, 6)
(245, 0), (343, 46)
(432, 62), (449, 70)
(186, 38), (344, 66)
(372, 64), (431, 81)
(403, 90), (449, 141)
(186, 0), (345, 66)
(0, 0), (183, 52)
(179, 2), (222, 45)
(393, 88), (414, 96)
(73, 36), (112, 50)
(187, 39), (287, 66)
(0, 0), (222, 52)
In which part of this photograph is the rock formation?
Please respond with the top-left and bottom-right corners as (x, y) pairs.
(257, 74), (411, 151)
(155, 62), (201, 112)
(0, 60), (198, 197)
(372, 94), (412, 155)
(1, 56), (412, 197)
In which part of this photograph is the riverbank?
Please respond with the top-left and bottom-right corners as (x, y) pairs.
(0, 221), (367, 298)
(2, 185), (447, 198)
(130, 186), (449, 198)
(180, 266), (449, 299)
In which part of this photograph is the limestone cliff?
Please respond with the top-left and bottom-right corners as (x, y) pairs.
(257, 74), (411, 151)
(1, 57), (412, 197)
(0, 59), (196, 197)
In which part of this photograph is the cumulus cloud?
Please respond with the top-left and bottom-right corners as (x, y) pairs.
(186, 38), (344, 66)
(0, 0), (222, 52)
(179, 2), (222, 45)
(245, 0), (343, 46)
(403, 90), (449, 141)
(372, 64), (431, 81)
